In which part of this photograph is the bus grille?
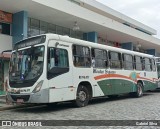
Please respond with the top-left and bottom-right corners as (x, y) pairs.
(11, 95), (30, 102)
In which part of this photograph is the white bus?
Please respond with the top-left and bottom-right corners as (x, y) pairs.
(7, 34), (158, 107)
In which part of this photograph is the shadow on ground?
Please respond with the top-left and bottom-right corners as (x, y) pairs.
(147, 88), (160, 93)
(12, 92), (154, 113)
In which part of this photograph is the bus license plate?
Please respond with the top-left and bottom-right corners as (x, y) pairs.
(17, 99), (24, 103)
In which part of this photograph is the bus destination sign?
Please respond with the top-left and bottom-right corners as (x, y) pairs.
(14, 35), (46, 50)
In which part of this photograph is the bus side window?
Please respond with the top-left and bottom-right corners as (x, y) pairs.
(151, 59), (156, 71)
(48, 48), (55, 70)
(91, 49), (95, 67)
(74, 57), (81, 67)
(144, 57), (152, 71)
(50, 58), (55, 68)
(48, 48), (69, 70)
(92, 57), (95, 68)
(109, 51), (121, 69)
(91, 48), (108, 68)
(123, 54), (133, 70)
(142, 57), (145, 70)
(47, 47), (69, 79)
(134, 56), (143, 71)
(72, 45), (91, 67)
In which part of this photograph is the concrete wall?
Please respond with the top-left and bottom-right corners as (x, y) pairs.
(0, 34), (12, 53)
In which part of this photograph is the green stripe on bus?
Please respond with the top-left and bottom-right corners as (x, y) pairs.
(97, 79), (158, 95)
(97, 79), (135, 95)
(143, 81), (158, 91)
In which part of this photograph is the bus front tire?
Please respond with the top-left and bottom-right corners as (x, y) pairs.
(130, 82), (143, 98)
(75, 85), (89, 107)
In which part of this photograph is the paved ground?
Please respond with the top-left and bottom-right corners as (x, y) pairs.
(1, 90), (160, 129)
(0, 95), (24, 111)
(0, 95), (14, 109)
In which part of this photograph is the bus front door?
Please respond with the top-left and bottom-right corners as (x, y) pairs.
(47, 40), (74, 103)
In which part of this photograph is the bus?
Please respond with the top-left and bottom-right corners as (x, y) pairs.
(7, 34), (158, 107)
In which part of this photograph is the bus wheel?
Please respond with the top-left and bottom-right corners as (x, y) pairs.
(130, 82), (143, 98)
(75, 85), (89, 107)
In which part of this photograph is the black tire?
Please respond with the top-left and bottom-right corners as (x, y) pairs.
(130, 82), (143, 98)
(75, 85), (90, 107)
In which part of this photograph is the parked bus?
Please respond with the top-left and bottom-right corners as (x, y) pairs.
(7, 34), (158, 107)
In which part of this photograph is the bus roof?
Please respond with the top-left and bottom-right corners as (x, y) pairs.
(45, 33), (155, 58)
(15, 33), (155, 58)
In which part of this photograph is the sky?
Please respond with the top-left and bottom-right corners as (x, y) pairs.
(96, 0), (160, 39)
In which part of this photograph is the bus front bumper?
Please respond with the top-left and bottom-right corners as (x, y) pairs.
(7, 89), (49, 104)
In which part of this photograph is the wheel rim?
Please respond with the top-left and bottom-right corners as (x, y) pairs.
(137, 84), (142, 96)
(78, 90), (87, 102)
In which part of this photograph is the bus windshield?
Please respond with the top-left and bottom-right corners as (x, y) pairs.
(9, 46), (44, 84)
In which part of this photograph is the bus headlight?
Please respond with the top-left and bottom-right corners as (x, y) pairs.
(32, 80), (44, 93)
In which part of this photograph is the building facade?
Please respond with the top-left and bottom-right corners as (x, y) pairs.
(0, 0), (160, 94)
